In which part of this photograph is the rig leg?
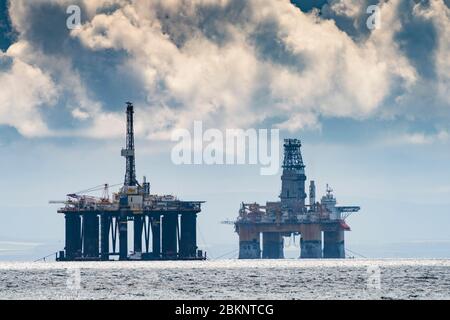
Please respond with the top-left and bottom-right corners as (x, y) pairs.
(262, 232), (284, 259)
(151, 215), (161, 258)
(119, 211), (128, 261)
(82, 212), (99, 259)
(144, 216), (151, 253)
(133, 215), (143, 254)
(180, 213), (197, 258)
(162, 213), (178, 259)
(300, 224), (322, 259)
(100, 213), (110, 261)
(323, 231), (345, 258)
(238, 226), (261, 259)
(111, 216), (118, 254)
(65, 214), (81, 261)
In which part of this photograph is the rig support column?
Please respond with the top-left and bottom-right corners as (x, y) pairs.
(180, 213), (197, 258)
(133, 215), (143, 254)
(262, 232), (284, 259)
(65, 214), (81, 260)
(119, 211), (128, 261)
(100, 213), (110, 261)
(162, 213), (178, 259)
(151, 214), (161, 258)
(300, 224), (322, 259)
(82, 212), (99, 259)
(323, 231), (345, 258)
(238, 226), (261, 259)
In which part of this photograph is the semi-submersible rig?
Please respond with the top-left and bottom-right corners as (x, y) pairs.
(52, 103), (205, 261)
(228, 139), (360, 259)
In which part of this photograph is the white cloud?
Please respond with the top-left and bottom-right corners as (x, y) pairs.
(67, 0), (418, 136)
(2, 0), (448, 140)
(78, 111), (125, 139)
(388, 130), (449, 145)
(0, 49), (57, 137)
(413, 0), (450, 105)
(328, 0), (362, 18)
(71, 108), (90, 120)
(276, 113), (320, 132)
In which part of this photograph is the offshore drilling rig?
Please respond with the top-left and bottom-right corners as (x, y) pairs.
(229, 139), (360, 259)
(51, 103), (205, 261)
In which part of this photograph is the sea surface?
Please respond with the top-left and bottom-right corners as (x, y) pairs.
(0, 259), (449, 300)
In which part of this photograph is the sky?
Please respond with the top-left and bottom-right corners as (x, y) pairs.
(0, 0), (449, 259)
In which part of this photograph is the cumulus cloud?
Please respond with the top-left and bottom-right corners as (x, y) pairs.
(388, 130), (449, 145)
(0, 48), (57, 137)
(413, 0), (450, 105)
(69, 0), (413, 132)
(1, 0), (449, 140)
(328, 0), (362, 18)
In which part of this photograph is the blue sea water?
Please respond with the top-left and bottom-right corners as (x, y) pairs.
(0, 259), (449, 300)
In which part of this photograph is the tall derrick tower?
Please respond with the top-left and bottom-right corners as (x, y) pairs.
(280, 139), (307, 215)
(119, 102), (138, 260)
(122, 102), (138, 188)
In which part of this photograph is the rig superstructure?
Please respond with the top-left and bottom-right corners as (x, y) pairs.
(230, 139), (360, 259)
(52, 103), (205, 261)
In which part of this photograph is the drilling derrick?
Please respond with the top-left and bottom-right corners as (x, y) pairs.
(280, 139), (307, 215)
(122, 102), (138, 187)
